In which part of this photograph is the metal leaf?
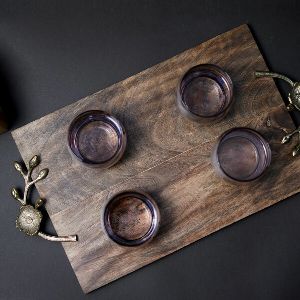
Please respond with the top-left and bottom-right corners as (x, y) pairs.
(14, 162), (23, 173)
(281, 135), (291, 144)
(293, 144), (300, 157)
(36, 168), (49, 181)
(35, 198), (44, 209)
(29, 155), (40, 169)
(11, 188), (21, 201)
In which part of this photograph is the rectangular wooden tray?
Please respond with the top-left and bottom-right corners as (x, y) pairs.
(12, 24), (300, 293)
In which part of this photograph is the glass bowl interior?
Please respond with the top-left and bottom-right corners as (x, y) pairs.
(103, 191), (160, 247)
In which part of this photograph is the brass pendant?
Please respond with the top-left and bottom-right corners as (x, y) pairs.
(255, 71), (300, 156)
(11, 155), (77, 242)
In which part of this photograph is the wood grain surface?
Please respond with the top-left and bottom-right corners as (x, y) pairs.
(12, 24), (300, 293)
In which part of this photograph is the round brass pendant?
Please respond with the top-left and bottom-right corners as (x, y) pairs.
(16, 205), (42, 236)
(291, 83), (300, 111)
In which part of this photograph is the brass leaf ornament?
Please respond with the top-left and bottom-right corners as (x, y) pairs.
(11, 155), (77, 242)
(255, 71), (300, 156)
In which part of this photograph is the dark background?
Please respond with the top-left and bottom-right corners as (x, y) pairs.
(1, 1), (300, 299)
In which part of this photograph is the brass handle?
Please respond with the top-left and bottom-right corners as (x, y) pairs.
(12, 155), (77, 242)
(255, 70), (300, 157)
(255, 71), (294, 86)
(38, 232), (77, 242)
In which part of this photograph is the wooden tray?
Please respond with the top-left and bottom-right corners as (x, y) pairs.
(12, 24), (300, 293)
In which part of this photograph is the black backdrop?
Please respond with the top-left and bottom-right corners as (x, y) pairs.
(0, 1), (300, 299)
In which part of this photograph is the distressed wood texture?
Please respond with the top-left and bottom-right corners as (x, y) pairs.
(11, 24), (300, 293)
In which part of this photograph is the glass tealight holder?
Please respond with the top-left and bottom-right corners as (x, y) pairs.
(103, 191), (160, 247)
(68, 110), (126, 168)
(212, 128), (271, 183)
(177, 64), (233, 122)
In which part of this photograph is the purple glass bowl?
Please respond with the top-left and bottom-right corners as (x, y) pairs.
(212, 128), (271, 182)
(103, 191), (160, 247)
(68, 110), (126, 168)
(177, 64), (233, 122)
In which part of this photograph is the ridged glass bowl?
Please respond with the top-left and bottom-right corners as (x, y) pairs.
(68, 110), (126, 168)
(103, 191), (160, 247)
(177, 64), (233, 122)
(212, 128), (271, 182)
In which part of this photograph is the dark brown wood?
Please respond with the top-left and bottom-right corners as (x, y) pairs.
(11, 24), (299, 293)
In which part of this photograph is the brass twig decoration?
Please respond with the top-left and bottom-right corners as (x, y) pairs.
(281, 128), (300, 157)
(255, 71), (300, 156)
(11, 155), (77, 242)
(255, 71), (300, 111)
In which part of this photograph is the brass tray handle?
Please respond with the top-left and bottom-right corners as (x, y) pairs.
(11, 155), (77, 242)
(255, 71), (300, 156)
